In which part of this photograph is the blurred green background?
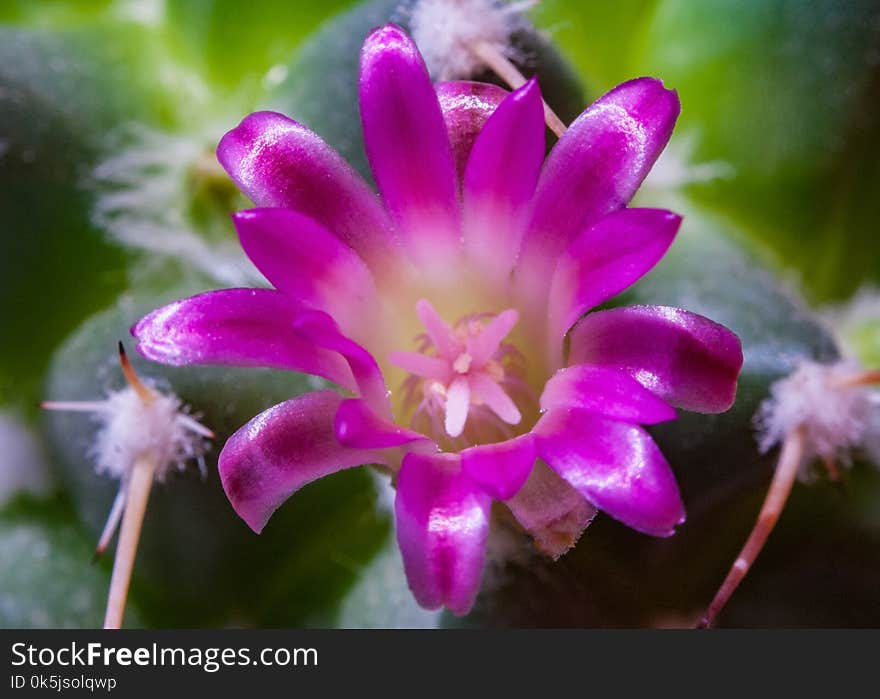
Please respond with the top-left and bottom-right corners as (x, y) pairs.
(1, 0), (879, 628)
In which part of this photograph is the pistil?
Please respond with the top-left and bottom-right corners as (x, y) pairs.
(390, 299), (526, 443)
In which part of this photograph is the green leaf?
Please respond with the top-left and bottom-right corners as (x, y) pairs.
(0, 493), (143, 628)
(165, 0), (358, 92)
(533, 0), (659, 93)
(0, 1), (113, 27)
(41, 280), (389, 627)
(0, 24), (183, 409)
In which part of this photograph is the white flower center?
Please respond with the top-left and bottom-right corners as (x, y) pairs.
(390, 299), (530, 445)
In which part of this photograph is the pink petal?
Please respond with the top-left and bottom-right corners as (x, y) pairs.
(359, 24), (461, 271)
(461, 433), (535, 500)
(534, 407), (685, 537)
(540, 364), (677, 424)
(436, 80), (508, 182)
(568, 305), (743, 413)
(216, 111), (397, 271)
(547, 208), (681, 354)
(131, 288), (354, 390)
(395, 452), (490, 615)
(232, 208), (378, 335)
(504, 461), (597, 558)
(416, 298), (459, 358)
(334, 398), (435, 451)
(445, 376), (471, 437)
(517, 78), (680, 292)
(466, 309), (518, 367)
(469, 373), (521, 425)
(292, 310), (391, 418)
(388, 351), (451, 382)
(462, 79), (544, 288)
(219, 391), (382, 533)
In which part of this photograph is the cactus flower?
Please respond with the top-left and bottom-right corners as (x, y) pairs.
(132, 24), (743, 615)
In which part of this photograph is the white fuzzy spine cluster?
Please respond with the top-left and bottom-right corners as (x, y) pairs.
(755, 359), (880, 480)
(90, 125), (262, 288)
(88, 385), (210, 483)
(409, 0), (529, 80)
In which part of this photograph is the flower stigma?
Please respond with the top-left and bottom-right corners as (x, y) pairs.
(389, 299), (534, 447)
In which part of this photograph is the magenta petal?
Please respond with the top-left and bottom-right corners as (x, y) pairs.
(540, 364), (677, 424)
(534, 408), (685, 537)
(216, 111), (397, 270)
(518, 78), (680, 285)
(131, 288), (354, 390)
(219, 391), (382, 533)
(504, 461), (597, 558)
(468, 373), (521, 425)
(395, 452), (490, 615)
(292, 310), (391, 418)
(359, 24), (461, 269)
(436, 80), (508, 182)
(461, 434), (535, 500)
(334, 398), (435, 450)
(466, 309), (518, 366)
(232, 208), (378, 333)
(547, 208), (681, 346)
(462, 79), (544, 286)
(568, 305), (743, 413)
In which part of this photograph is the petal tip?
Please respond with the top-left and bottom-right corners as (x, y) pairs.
(614, 76), (682, 120)
(216, 110), (293, 174)
(634, 506), (685, 538)
(217, 446), (268, 536)
(517, 75), (541, 98)
(128, 307), (173, 364)
(230, 208), (259, 225)
(362, 22), (415, 58)
(128, 317), (145, 341)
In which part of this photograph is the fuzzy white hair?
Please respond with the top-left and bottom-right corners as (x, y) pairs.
(87, 385), (210, 482)
(409, 0), (530, 80)
(90, 125), (262, 288)
(755, 359), (880, 480)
